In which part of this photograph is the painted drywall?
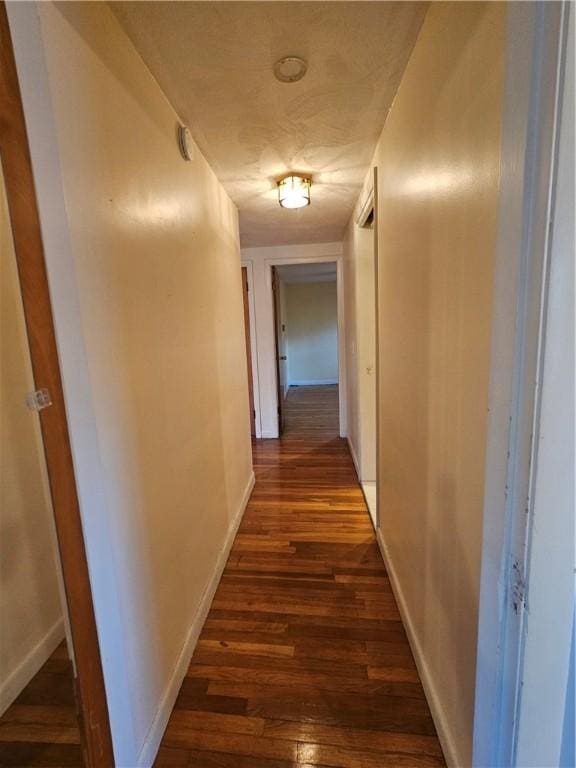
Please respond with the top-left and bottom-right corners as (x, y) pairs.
(26, 3), (253, 763)
(343, 179), (377, 486)
(0, 165), (64, 713)
(241, 242), (344, 437)
(372, 4), (505, 766)
(285, 281), (338, 385)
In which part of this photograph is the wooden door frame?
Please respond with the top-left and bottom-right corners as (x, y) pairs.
(241, 266), (256, 437)
(0, 5), (114, 766)
(271, 266), (285, 435)
(239, 261), (262, 437)
(372, 166), (380, 533)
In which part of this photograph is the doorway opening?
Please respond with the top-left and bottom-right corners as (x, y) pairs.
(271, 262), (340, 438)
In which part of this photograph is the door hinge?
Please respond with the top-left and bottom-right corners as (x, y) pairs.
(511, 559), (526, 615)
(253, 409), (256, 419)
(26, 388), (52, 412)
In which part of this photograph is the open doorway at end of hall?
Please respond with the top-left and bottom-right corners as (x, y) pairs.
(271, 263), (340, 438)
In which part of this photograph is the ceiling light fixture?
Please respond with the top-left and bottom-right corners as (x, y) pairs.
(274, 56), (307, 83)
(278, 174), (311, 209)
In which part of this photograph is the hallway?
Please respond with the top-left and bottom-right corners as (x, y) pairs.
(155, 386), (445, 767)
(1, 2), (573, 765)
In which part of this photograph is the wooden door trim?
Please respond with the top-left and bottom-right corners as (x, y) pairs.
(271, 266), (285, 435)
(372, 166), (380, 532)
(241, 267), (256, 436)
(0, 5), (114, 766)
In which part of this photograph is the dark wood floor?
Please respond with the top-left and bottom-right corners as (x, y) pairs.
(0, 642), (82, 767)
(156, 385), (445, 768)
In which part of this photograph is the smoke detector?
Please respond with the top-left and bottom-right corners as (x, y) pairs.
(274, 56), (307, 83)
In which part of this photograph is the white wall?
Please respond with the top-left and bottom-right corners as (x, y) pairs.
(241, 242), (344, 438)
(0, 164), (64, 714)
(285, 281), (338, 386)
(371, 4), (506, 766)
(9, 3), (254, 764)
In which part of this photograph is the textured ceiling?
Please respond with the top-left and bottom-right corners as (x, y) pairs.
(111, 2), (428, 247)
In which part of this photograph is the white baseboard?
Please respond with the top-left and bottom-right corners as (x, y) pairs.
(375, 528), (459, 768)
(361, 482), (377, 529)
(347, 436), (361, 479)
(289, 379), (338, 386)
(0, 617), (65, 716)
(136, 471), (256, 767)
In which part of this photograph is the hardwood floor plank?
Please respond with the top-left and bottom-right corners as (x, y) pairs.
(206, 679), (427, 703)
(163, 710), (265, 739)
(210, 599), (363, 619)
(207, 610), (405, 630)
(246, 697), (437, 736)
(297, 741), (445, 767)
(285, 622), (406, 643)
(154, 746), (191, 767)
(196, 640), (295, 658)
(187, 665), (373, 690)
(200, 631), (294, 649)
(190, 652), (369, 680)
(186, 752), (294, 768)
(292, 639), (416, 667)
(12, 671), (76, 709)
(368, 667), (422, 683)
(263, 720), (444, 757)
(0, 706), (80, 744)
(161, 730), (298, 762)
(0, 742), (83, 767)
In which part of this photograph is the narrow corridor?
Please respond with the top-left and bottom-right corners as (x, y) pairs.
(1, 2), (572, 764)
(156, 386), (445, 767)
